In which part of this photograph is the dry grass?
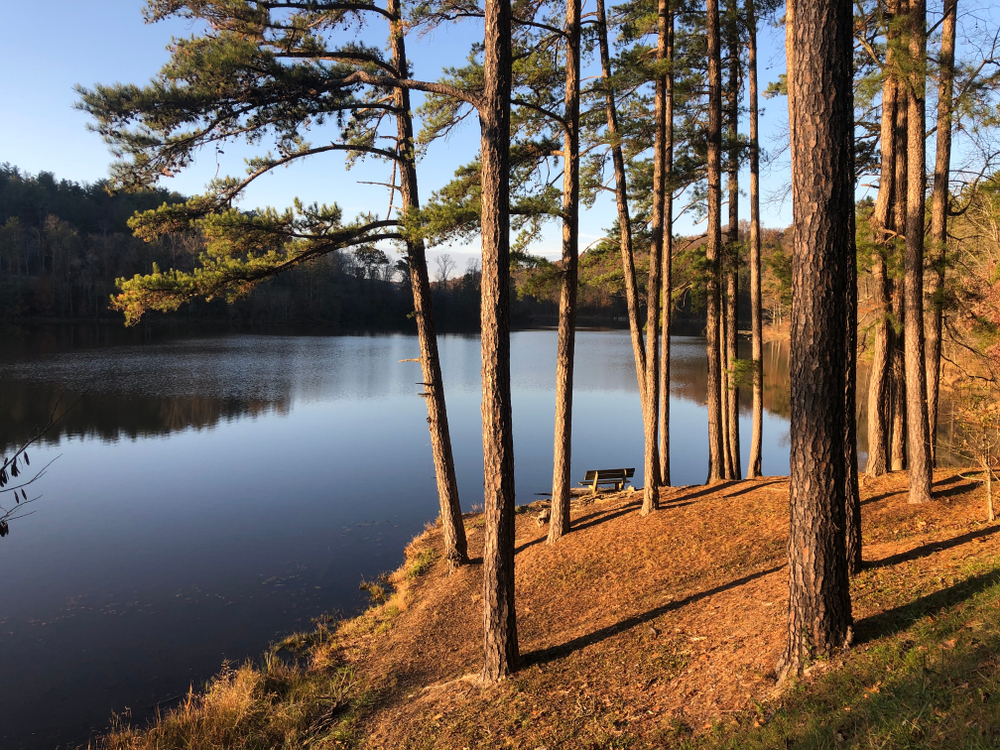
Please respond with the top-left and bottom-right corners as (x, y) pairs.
(93, 469), (1000, 749)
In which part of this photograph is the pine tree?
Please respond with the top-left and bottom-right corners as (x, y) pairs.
(78, 0), (473, 561)
(705, 0), (726, 482)
(779, 0), (854, 679)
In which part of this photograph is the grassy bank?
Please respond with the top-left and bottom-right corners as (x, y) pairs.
(93, 470), (1000, 749)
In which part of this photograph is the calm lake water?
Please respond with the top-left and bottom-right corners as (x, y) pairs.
(0, 327), (793, 749)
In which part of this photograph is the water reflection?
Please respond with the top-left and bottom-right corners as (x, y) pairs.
(0, 329), (793, 750)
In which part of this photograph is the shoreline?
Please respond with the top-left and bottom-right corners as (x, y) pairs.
(95, 469), (1000, 749)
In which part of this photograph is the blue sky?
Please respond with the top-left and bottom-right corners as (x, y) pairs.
(0, 0), (799, 273)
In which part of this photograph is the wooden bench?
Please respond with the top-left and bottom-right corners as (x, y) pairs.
(579, 468), (635, 494)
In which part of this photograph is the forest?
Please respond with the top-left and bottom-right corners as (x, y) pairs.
(6, 0), (1000, 742)
(0, 163), (794, 330)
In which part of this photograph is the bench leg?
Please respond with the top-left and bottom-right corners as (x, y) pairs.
(592, 477), (599, 495)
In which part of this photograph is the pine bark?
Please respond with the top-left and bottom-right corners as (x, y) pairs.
(746, 0), (764, 479)
(891, 79), (909, 473)
(778, 0), (854, 679)
(705, 0), (725, 483)
(548, 0), (582, 543)
(845, 178), (862, 576)
(658, 7), (675, 487)
(889, 79), (909, 471)
(891, 293), (908, 471)
(925, 0), (956, 465)
(643, 0), (669, 513)
(866, 10), (899, 478)
(867, 249), (892, 476)
(389, 0), (467, 565)
(596, 0), (647, 402)
(903, 0), (932, 503)
(724, 5), (741, 480)
(479, 0), (518, 682)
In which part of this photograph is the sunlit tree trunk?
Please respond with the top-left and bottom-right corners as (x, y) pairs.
(479, 0), (518, 682)
(388, 0), (467, 565)
(891, 76), (909, 473)
(658, 6), (675, 487)
(643, 0), (669, 513)
(746, 0), (764, 479)
(778, 0), (854, 680)
(903, 0), (932, 503)
(724, 2), (741, 480)
(866, 5), (899, 478)
(596, 0), (646, 403)
(845, 177), (862, 576)
(705, 0), (725, 482)
(925, 0), (956, 465)
(548, 0), (582, 543)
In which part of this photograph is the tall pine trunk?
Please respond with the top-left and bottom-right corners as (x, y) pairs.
(779, 0), (854, 679)
(867, 250), (892, 476)
(548, 0), (582, 543)
(479, 0), (517, 682)
(903, 0), (932, 503)
(596, 0), (647, 402)
(388, 0), (467, 566)
(746, 0), (764, 479)
(643, 0), (669, 513)
(925, 0), (956, 465)
(845, 172), (862, 576)
(705, 0), (725, 483)
(891, 78), (909, 473)
(865, 8), (899, 478)
(724, 5), (741, 480)
(658, 6), (675, 486)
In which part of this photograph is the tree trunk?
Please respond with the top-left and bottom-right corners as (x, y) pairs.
(867, 252), (892, 476)
(388, 0), (467, 566)
(925, 0), (956, 466)
(643, 0), (669, 513)
(890, 79), (909, 473)
(865, 13), (899, 478)
(890, 298), (908, 471)
(845, 175), (862, 576)
(658, 6), (674, 487)
(725, 4), (741, 480)
(705, 0), (725, 483)
(987, 453), (995, 523)
(778, 0), (854, 680)
(548, 0), (582, 543)
(903, 0), (932, 504)
(597, 0), (647, 403)
(746, 0), (764, 479)
(479, 0), (518, 682)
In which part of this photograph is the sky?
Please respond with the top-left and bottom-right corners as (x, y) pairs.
(0, 1), (798, 273)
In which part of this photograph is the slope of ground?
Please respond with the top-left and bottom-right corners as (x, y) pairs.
(99, 469), (1000, 749)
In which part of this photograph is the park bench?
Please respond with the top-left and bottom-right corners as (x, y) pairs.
(579, 468), (635, 494)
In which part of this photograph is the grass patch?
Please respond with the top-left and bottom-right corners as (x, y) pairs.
(405, 549), (436, 579)
(691, 565), (1000, 749)
(97, 656), (371, 750)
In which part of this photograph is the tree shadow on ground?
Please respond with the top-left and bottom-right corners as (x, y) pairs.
(571, 502), (642, 533)
(523, 563), (785, 667)
(856, 566), (1000, 644)
(663, 481), (738, 505)
(723, 479), (784, 498)
(933, 481), (981, 500)
(865, 524), (999, 571)
(862, 472), (970, 505)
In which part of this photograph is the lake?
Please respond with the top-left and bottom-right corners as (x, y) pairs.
(0, 327), (793, 749)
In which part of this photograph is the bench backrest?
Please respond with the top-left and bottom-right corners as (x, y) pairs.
(583, 468), (635, 481)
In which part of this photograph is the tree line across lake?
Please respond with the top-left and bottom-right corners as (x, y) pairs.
(13, 0), (1000, 688)
(0, 164), (796, 330)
